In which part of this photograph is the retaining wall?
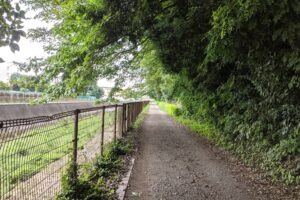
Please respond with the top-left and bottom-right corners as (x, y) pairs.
(0, 102), (95, 120)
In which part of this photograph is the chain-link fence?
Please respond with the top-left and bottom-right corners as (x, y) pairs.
(0, 101), (149, 200)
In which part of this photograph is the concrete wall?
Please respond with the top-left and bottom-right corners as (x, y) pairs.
(0, 102), (95, 120)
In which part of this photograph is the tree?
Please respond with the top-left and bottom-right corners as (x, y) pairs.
(0, 1), (26, 62)
(138, 43), (178, 101)
(9, 72), (46, 92)
(83, 82), (104, 99)
(0, 81), (9, 90)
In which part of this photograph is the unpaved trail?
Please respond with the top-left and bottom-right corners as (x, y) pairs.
(125, 104), (296, 200)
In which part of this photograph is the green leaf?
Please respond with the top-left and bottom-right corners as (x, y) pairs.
(131, 192), (142, 197)
(9, 43), (20, 52)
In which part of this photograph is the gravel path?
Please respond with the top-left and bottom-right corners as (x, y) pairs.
(125, 104), (296, 200)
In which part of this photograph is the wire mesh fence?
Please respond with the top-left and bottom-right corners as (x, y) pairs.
(0, 101), (149, 200)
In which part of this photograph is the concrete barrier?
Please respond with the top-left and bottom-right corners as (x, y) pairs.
(0, 102), (95, 120)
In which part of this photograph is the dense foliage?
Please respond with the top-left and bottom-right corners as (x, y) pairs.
(83, 81), (104, 98)
(26, 0), (300, 183)
(0, 81), (9, 90)
(0, 1), (25, 62)
(9, 72), (47, 92)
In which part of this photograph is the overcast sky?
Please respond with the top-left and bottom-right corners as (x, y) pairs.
(0, 7), (114, 87)
(0, 9), (46, 83)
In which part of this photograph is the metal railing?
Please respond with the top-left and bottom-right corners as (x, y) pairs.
(0, 101), (149, 200)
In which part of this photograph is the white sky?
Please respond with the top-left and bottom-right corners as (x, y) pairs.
(0, 10), (46, 83)
(0, 7), (114, 88)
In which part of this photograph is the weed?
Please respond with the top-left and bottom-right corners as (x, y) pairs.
(57, 139), (133, 200)
(56, 105), (149, 199)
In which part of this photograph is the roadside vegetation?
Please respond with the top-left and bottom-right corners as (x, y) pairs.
(158, 101), (300, 185)
(56, 105), (149, 200)
(57, 138), (134, 200)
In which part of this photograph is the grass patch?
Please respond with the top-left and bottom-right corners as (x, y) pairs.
(157, 101), (222, 142)
(132, 105), (149, 129)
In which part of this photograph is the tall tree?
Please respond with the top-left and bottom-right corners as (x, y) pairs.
(9, 72), (46, 92)
(83, 82), (104, 99)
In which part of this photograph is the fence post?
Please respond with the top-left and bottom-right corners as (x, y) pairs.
(101, 106), (105, 156)
(73, 109), (80, 180)
(128, 104), (132, 131)
(114, 104), (117, 142)
(131, 103), (133, 127)
(133, 103), (136, 122)
(124, 104), (127, 135)
(121, 104), (124, 137)
(127, 104), (131, 131)
(127, 104), (130, 129)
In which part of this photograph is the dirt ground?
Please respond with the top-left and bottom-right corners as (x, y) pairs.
(125, 104), (299, 200)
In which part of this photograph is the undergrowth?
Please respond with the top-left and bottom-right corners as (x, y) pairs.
(56, 104), (149, 200)
(56, 139), (134, 200)
(157, 101), (300, 186)
(132, 105), (149, 129)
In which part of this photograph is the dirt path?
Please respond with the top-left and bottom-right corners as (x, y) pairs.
(125, 104), (295, 200)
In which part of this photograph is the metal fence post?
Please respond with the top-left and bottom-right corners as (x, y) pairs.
(131, 104), (133, 127)
(73, 109), (80, 179)
(121, 104), (124, 137)
(127, 103), (130, 129)
(133, 103), (136, 121)
(128, 104), (131, 131)
(124, 104), (127, 135)
(101, 106), (105, 156)
(127, 104), (130, 131)
(114, 104), (117, 142)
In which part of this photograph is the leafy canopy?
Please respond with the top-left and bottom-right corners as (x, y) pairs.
(24, 0), (300, 183)
(0, 1), (25, 62)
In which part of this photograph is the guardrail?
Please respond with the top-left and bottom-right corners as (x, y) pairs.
(0, 101), (149, 199)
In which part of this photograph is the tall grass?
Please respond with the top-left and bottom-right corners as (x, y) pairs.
(157, 101), (222, 142)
